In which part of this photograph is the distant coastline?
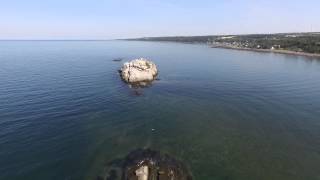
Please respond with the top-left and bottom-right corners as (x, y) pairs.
(126, 32), (320, 59)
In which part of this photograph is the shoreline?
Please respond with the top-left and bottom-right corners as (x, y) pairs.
(126, 40), (320, 59)
(211, 45), (320, 59)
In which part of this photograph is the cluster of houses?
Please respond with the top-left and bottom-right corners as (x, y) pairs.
(209, 40), (281, 50)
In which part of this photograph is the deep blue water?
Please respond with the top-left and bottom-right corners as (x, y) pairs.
(0, 41), (320, 180)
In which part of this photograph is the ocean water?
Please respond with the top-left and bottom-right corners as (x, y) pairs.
(0, 40), (320, 180)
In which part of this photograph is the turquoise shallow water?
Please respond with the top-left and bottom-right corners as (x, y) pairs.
(0, 40), (320, 180)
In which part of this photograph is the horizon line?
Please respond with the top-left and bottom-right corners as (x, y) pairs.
(1, 31), (319, 41)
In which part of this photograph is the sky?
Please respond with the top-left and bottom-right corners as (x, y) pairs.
(0, 0), (319, 39)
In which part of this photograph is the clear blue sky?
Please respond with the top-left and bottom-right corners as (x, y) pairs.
(1, 0), (319, 39)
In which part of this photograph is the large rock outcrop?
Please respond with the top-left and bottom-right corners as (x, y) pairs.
(120, 58), (158, 83)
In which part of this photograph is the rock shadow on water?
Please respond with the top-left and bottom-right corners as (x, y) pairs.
(126, 80), (159, 96)
(97, 149), (193, 180)
(130, 89), (144, 97)
(128, 81), (154, 89)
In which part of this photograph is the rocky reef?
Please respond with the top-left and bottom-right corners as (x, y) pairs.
(119, 58), (158, 85)
(98, 149), (192, 180)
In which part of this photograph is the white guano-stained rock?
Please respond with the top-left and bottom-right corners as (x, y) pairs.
(120, 58), (158, 83)
(135, 166), (148, 180)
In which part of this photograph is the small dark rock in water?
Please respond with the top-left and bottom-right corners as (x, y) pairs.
(113, 58), (123, 62)
(98, 149), (192, 180)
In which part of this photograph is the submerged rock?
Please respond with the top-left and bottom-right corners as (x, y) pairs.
(99, 149), (192, 180)
(120, 58), (158, 84)
(112, 58), (123, 62)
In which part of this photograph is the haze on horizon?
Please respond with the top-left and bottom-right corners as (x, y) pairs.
(1, 0), (319, 40)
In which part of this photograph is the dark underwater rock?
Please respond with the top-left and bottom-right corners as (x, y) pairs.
(113, 58), (124, 62)
(98, 149), (192, 180)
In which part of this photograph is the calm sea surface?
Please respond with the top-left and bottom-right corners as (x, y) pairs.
(0, 41), (320, 180)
